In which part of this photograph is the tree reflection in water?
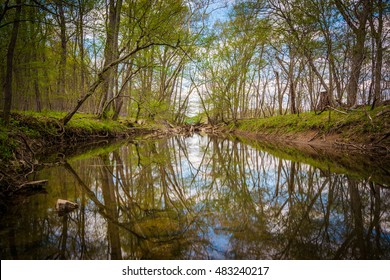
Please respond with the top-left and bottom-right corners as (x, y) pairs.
(1, 135), (389, 259)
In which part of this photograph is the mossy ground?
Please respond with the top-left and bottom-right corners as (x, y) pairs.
(235, 106), (389, 146)
(0, 110), (153, 172)
(21, 110), (129, 134)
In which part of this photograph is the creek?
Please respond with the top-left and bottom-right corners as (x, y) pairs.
(1, 134), (389, 259)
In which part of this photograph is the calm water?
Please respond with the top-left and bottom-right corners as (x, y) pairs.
(1, 134), (389, 259)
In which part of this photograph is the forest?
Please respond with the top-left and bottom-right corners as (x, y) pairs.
(1, 0), (390, 262)
(0, 0), (388, 127)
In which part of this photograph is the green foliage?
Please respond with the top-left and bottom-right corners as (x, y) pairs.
(1, 0), (385, 127)
(237, 106), (389, 141)
(18, 110), (128, 134)
(67, 115), (128, 133)
(0, 126), (15, 161)
(184, 113), (206, 125)
(148, 99), (169, 119)
(196, 0), (272, 123)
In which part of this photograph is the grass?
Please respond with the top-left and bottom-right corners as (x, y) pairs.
(1, 106), (388, 165)
(0, 110), (141, 166)
(236, 106), (389, 143)
(21, 110), (129, 134)
(67, 115), (127, 133)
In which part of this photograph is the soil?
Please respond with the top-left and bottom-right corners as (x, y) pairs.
(233, 128), (389, 157)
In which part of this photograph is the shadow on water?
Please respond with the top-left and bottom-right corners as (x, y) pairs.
(1, 134), (389, 259)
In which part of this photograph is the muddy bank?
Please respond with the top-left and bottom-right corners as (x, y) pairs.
(233, 129), (389, 156)
(232, 130), (390, 185)
(233, 106), (390, 157)
(230, 109), (390, 185)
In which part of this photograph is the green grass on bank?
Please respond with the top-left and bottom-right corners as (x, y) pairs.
(21, 110), (129, 133)
(0, 110), (137, 162)
(236, 106), (389, 142)
(1, 106), (389, 163)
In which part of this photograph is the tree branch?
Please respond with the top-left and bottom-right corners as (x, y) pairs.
(61, 41), (180, 125)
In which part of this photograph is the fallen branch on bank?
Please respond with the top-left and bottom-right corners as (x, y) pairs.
(376, 109), (390, 118)
(14, 180), (48, 192)
(327, 106), (348, 114)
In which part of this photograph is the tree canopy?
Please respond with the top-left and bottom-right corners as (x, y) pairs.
(1, 0), (388, 125)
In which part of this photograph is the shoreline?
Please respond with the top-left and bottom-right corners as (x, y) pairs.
(232, 105), (389, 156)
(233, 128), (389, 155)
(1, 107), (389, 196)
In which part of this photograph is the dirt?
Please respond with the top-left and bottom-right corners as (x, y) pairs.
(233, 128), (389, 159)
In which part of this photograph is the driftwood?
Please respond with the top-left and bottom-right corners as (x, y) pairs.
(334, 141), (365, 151)
(56, 199), (78, 215)
(146, 123), (228, 138)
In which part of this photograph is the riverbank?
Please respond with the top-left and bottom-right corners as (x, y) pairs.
(0, 111), (152, 199)
(233, 105), (390, 155)
(1, 106), (389, 197)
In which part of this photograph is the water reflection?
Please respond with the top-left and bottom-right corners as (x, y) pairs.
(1, 135), (389, 259)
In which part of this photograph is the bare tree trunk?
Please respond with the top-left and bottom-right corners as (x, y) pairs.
(288, 48), (297, 114)
(31, 10), (42, 112)
(2, 0), (22, 125)
(347, 30), (366, 107)
(33, 74), (42, 112)
(55, 0), (67, 111)
(78, 0), (86, 96)
(334, 0), (370, 108)
(274, 71), (283, 115)
(370, 0), (384, 109)
(61, 42), (159, 125)
(98, 0), (123, 118)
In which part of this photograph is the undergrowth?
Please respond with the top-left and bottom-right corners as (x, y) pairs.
(0, 124), (16, 161)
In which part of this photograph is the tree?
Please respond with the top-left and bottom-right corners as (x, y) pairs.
(369, 0), (385, 109)
(196, 0), (270, 123)
(53, 0), (68, 110)
(334, 0), (371, 108)
(61, 0), (192, 125)
(97, 0), (122, 118)
(1, 0), (385, 125)
(2, 0), (22, 126)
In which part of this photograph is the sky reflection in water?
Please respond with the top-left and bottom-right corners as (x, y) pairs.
(1, 134), (389, 260)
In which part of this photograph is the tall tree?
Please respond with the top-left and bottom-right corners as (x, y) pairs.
(369, 0), (385, 109)
(2, 0), (22, 125)
(334, 0), (371, 107)
(97, 0), (123, 118)
(55, 0), (67, 110)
